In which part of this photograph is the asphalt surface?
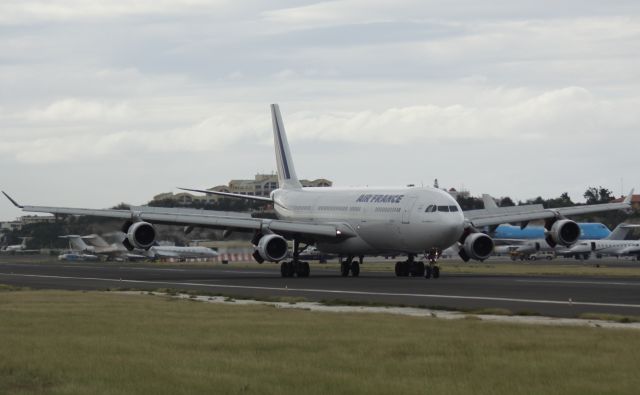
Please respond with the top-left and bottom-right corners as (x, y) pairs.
(1, 258), (640, 318)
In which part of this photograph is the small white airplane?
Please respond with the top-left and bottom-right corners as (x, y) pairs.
(3, 104), (633, 278)
(1, 237), (30, 252)
(569, 225), (640, 260)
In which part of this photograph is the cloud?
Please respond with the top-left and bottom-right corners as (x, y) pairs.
(2, 85), (637, 165)
(0, 0), (228, 25)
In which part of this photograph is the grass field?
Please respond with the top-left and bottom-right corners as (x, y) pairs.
(1, 290), (640, 395)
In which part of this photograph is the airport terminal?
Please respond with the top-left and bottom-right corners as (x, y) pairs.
(2, 2), (640, 394)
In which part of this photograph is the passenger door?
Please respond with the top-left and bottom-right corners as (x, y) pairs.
(402, 196), (418, 224)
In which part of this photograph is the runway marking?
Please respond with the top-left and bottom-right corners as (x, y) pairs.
(125, 267), (187, 272)
(516, 279), (640, 286)
(2, 272), (640, 309)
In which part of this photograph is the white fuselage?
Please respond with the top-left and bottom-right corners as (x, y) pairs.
(570, 240), (640, 257)
(149, 245), (218, 259)
(3, 244), (25, 252)
(272, 186), (464, 255)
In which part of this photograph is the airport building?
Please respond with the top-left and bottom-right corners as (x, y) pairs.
(152, 173), (332, 205)
(613, 194), (640, 212)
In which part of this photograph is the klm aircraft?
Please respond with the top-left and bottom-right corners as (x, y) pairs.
(3, 104), (632, 279)
(494, 223), (611, 240)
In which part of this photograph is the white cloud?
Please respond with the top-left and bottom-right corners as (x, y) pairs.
(0, 0), (227, 25)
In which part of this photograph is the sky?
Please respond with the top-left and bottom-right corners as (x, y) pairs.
(1, 0), (639, 220)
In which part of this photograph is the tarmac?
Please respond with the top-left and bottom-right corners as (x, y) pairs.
(1, 257), (640, 318)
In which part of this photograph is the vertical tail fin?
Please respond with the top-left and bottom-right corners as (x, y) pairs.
(59, 235), (91, 251)
(271, 104), (302, 190)
(606, 224), (640, 240)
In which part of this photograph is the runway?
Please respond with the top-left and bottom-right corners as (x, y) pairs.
(2, 259), (640, 318)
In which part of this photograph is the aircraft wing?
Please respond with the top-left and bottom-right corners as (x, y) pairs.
(465, 191), (633, 228)
(3, 192), (356, 240)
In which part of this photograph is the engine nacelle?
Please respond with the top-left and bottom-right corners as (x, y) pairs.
(254, 234), (288, 263)
(125, 221), (156, 250)
(545, 219), (580, 247)
(460, 233), (494, 261)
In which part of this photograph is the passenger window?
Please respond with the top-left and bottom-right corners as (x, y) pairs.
(437, 206), (449, 212)
(449, 206), (459, 212)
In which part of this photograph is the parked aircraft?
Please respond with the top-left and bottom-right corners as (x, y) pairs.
(493, 223), (611, 240)
(59, 234), (217, 261)
(3, 104), (633, 278)
(0, 237), (38, 253)
(568, 225), (640, 259)
(1, 237), (28, 252)
(498, 223), (639, 259)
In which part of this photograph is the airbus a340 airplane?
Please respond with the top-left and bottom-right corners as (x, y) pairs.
(2, 104), (633, 279)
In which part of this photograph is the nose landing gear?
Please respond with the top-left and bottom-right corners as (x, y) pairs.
(426, 249), (441, 279)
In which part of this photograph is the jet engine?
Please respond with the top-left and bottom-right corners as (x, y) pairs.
(253, 234), (288, 263)
(123, 221), (156, 250)
(460, 233), (494, 261)
(545, 219), (580, 247)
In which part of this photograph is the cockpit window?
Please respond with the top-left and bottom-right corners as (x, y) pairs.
(437, 205), (450, 212)
(449, 206), (459, 212)
(425, 205), (436, 213)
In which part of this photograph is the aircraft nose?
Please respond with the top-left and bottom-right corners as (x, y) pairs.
(439, 213), (464, 246)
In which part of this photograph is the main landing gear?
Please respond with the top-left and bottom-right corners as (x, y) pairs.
(280, 239), (310, 278)
(340, 255), (362, 277)
(394, 252), (440, 279)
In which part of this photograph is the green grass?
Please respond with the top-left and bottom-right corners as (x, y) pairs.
(1, 291), (640, 394)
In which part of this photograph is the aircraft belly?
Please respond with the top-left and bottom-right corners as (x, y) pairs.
(317, 221), (405, 255)
(357, 221), (403, 250)
(316, 237), (377, 255)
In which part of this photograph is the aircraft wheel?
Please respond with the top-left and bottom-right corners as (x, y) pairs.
(411, 261), (425, 277)
(296, 261), (310, 277)
(303, 262), (310, 277)
(433, 266), (440, 279)
(351, 262), (360, 277)
(425, 266), (432, 279)
(281, 261), (294, 278)
(341, 262), (350, 277)
(394, 262), (402, 277)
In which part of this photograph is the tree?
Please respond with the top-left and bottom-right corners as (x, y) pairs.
(584, 186), (613, 205)
(456, 195), (483, 210)
(499, 197), (515, 207)
(545, 192), (574, 208)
